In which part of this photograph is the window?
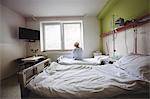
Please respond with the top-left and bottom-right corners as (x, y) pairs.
(44, 23), (61, 50)
(40, 21), (83, 51)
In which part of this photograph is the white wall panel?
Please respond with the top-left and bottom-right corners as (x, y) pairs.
(103, 23), (150, 57)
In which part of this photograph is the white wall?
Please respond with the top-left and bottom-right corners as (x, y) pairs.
(25, 16), (100, 61)
(83, 16), (100, 57)
(0, 4), (26, 80)
(103, 23), (150, 57)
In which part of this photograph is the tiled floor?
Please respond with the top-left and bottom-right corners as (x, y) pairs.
(1, 75), (21, 99)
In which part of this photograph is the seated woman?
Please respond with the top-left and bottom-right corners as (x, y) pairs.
(72, 42), (83, 60)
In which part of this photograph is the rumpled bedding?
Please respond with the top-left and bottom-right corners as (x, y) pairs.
(27, 62), (148, 98)
(57, 55), (109, 65)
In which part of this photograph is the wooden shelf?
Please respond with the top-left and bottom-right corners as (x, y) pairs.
(102, 14), (150, 37)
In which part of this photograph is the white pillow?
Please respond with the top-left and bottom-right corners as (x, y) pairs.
(114, 54), (150, 81)
(114, 54), (140, 69)
(94, 55), (109, 63)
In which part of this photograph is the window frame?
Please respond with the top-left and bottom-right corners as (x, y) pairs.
(40, 20), (83, 51)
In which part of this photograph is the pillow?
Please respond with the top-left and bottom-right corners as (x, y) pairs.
(94, 55), (109, 60)
(94, 55), (109, 64)
(114, 54), (150, 81)
(114, 54), (140, 69)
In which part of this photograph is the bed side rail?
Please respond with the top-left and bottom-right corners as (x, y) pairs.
(18, 58), (50, 88)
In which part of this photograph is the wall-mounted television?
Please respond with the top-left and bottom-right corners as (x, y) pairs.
(19, 27), (40, 40)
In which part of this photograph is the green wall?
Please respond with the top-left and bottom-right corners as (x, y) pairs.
(98, 0), (149, 53)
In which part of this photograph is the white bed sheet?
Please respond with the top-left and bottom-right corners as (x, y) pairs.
(27, 62), (148, 98)
(57, 55), (109, 65)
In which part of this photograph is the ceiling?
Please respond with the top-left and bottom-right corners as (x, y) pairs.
(2, 0), (108, 17)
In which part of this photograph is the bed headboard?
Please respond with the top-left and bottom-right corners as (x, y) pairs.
(18, 58), (50, 88)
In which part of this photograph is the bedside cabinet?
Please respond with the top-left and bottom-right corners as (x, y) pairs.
(93, 52), (102, 58)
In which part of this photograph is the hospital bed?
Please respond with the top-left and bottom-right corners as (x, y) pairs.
(18, 54), (150, 99)
(57, 55), (110, 65)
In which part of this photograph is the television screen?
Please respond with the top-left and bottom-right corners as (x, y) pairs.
(19, 27), (40, 40)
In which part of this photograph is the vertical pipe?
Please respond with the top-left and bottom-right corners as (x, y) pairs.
(134, 27), (137, 54)
(112, 14), (116, 57)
